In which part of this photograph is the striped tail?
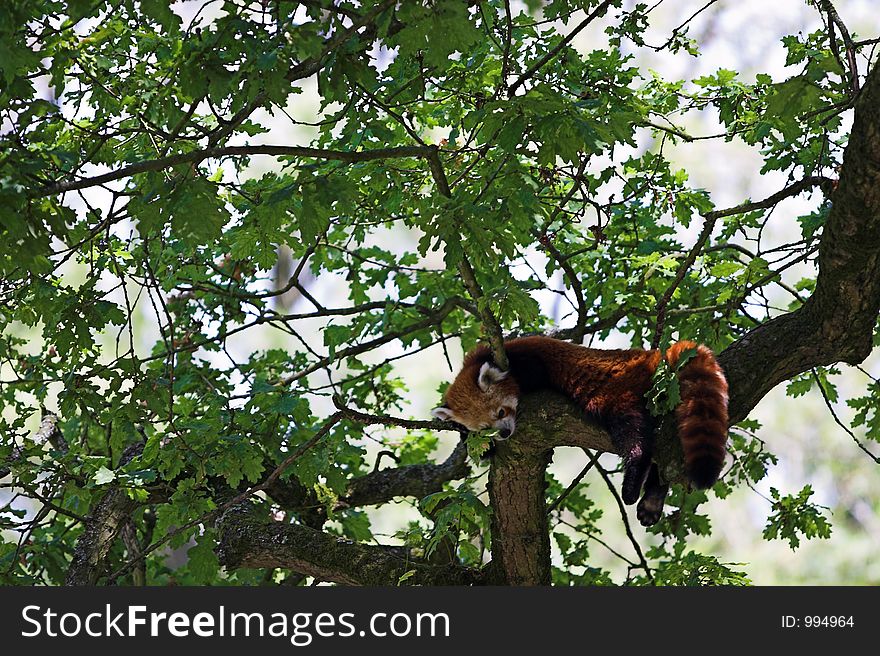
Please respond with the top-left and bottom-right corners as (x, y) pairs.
(665, 341), (729, 489)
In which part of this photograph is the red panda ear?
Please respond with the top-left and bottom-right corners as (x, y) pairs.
(431, 406), (456, 421)
(477, 362), (508, 391)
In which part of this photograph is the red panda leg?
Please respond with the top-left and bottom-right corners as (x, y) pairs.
(602, 395), (655, 505)
(636, 462), (668, 527)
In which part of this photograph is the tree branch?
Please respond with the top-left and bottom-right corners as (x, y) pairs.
(426, 146), (509, 370)
(0, 411), (66, 479)
(340, 440), (470, 509)
(487, 391), (614, 585)
(651, 175), (834, 348)
(66, 443), (143, 586)
(266, 438), (470, 516)
(507, 0), (615, 97)
(819, 0), (860, 96)
(216, 506), (480, 586)
(32, 145), (432, 198)
(206, 0), (397, 146)
(281, 296), (466, 385)
(331, 394), (463, 433)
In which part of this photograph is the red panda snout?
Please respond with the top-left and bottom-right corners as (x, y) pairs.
(431, 399), (518, 435)
(496, 415), (515, 440)
(431, 361), (520, 437)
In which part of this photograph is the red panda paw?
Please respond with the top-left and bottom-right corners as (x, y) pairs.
(636, 462), (668, 526)
(636, 490), (665, 526)
(621, 449), (652, 505)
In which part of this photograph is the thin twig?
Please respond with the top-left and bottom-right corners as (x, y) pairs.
(547, 451), (598, 514)
(508, 0), (614, 96)
(33, 144), (433, 198)
(332, 395), (463, 433)
(593, 459), (653, 582)
(811, 369), (880, 464)
(426, 146), (509, 370)
(651, 176), (832, 348)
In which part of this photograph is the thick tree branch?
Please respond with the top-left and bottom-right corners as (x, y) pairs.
(217, 507), (480, 586)
(66, 443), (143, 586)
(340, 440), (470, 509)
(260, 427), (469, 578)
(266, 439), (469, 516)
(487, 392), (613, 585)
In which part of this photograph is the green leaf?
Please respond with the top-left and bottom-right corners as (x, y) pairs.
(187, 532), (220, 584)
(339, 510), (372, 541)
(141, 0), (182, 31)
(785, 375), (813, 398)
(141, 432), (161, 465)
(93, 466), (116, 485)
(646, 347), (697, 416)
(397, 570), (416, 585)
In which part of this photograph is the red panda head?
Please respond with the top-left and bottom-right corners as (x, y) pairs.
(432, 360), (520, 439)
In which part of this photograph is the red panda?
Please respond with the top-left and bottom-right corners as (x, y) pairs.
(432, 336), (729, 526)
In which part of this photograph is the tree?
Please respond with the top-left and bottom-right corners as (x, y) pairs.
(0, 0), (877, 586)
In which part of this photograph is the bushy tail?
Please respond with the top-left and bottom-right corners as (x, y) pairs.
(665, 341), (729, 489)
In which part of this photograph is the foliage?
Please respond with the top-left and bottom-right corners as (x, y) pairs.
(651, 551), (751, 586)
(646, 345), (696, 417)
(763, 485), (832, 550)
(0, 0), (874, 586)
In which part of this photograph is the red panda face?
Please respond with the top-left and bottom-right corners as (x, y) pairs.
(432, 362), (520, 438)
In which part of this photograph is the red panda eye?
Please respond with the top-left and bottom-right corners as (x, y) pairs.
(497, 408), (505, 419)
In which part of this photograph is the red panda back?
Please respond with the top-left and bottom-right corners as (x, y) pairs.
(444, 337), (728, 490)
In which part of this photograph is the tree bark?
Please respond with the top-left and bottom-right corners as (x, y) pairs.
(216, 506), (480, 586)
(339, 439), (469, 509)
(66, 443), (143, 585)
(488, 444), (553, 585)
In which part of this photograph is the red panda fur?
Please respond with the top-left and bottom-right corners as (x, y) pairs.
(440, 335), (728, 494)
